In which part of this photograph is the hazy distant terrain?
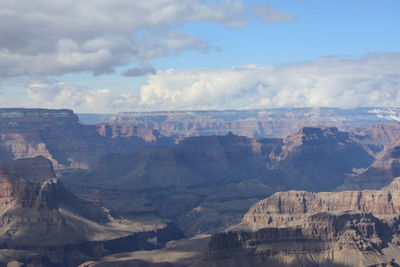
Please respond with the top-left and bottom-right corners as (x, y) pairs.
(84, 107), (400, 140)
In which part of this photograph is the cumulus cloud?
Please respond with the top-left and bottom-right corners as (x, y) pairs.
(136, 53), (400, 110)
(252, 5), (296, 23)
(0, 0), (256, 76)
(26, 80), (135, 112)
(24, 53), (400, 112)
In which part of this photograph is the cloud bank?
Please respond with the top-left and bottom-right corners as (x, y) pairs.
(25, 53), (400, 112)
(26, 80), (135, 112)
(0, 0), (293, 77)
(137, 53), (400, 110)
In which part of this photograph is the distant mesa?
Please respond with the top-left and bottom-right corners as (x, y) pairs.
(104, 107), (400, 139)
(0, 108), (174, 170)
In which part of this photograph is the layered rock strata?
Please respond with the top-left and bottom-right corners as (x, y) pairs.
(64, 127), (374, 236)
(205, 179), (400, 267)
(0, 108), (173, 170)
(0, 157), (183, 266)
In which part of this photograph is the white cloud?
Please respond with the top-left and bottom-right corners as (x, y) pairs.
(0, 1), (297, 77)
(24, 53), (400, 113)
(0, 0), (253, 76)
(252, 5), (296, 23)
(136, 53), (400, 110)
(26, 80), (136, 112)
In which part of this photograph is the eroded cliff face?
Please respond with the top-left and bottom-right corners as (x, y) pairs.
(238, 188), (400, 230)
(0, 108), (174, 170)
(339, 144), (400, 190)
(64, 127), (376, 236)
(0, 157), (184, 266)
(203, 179), (400, 267)
(270, 126), (374, 191)
(355, 122), (400, 151)
(64, 133), (283, 236)
(82, 179), (400, 267)
(96, 124), (168, 143)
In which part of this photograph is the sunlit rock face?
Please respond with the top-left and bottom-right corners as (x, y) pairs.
(0, 108), (174, 170)
(203, 178), (400, 267)
(83, 179), (400, 267)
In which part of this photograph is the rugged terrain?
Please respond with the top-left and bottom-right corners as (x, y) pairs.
(84, 178), (400, 267)
(0, 108), (173, 170)
(63, 126), (376, 236)
(2, 108), (400, 266)
(202, 178), (400, 266)
(0, 157), (183, 266)
(107, 107), (400, 139)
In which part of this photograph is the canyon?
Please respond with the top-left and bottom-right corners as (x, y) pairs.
(2, 108), (400, 266)
(63, 124), (387, 237)
(0, 108), (173, 171)
(0, 156), (183, 266)
(84, 178), (400, 267)
(103, 107), (400, 139)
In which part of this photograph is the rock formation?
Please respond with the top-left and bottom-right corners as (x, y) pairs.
(272, 126), (374, 191)
(0, 108), (173, 170)
(64, 127), (375, 236)
(339, 141), (400, 190)
(204, 178), (400, 267)
(0, 156), (183, 266)
(81, 178), (400, 267)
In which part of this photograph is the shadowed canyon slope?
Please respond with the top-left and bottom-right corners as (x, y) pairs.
(64, 126), (376, 236)
(84, 178), (400, 267)
(0, 157), (183, 266)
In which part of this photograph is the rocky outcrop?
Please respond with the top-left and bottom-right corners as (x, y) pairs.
(206, 212), (400, 267)
(339, 144), (400, 190)
(355, 122), (400, 150)
(271, 126), (374, 191)
(0, 157), (184, 266)
(79, 179), (400, 267)
(0, 108), (174, 170)
(203, 179), (400, 267)
(237, 187), (400, 230)
(96, 124), (172, 143)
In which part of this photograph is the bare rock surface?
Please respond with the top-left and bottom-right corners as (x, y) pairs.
(78, 179), (400, 267)
(0, 157), (183, 266)
(0, 108), (173, 171)
(204, 178), (400, 267)
(339, 144), (400, 190)
(64, 127), (375, 236)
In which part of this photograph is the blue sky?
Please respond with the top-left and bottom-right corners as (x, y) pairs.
(1, 0), (400, 112)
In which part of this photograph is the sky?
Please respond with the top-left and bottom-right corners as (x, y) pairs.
(1, 0), (400, 113)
